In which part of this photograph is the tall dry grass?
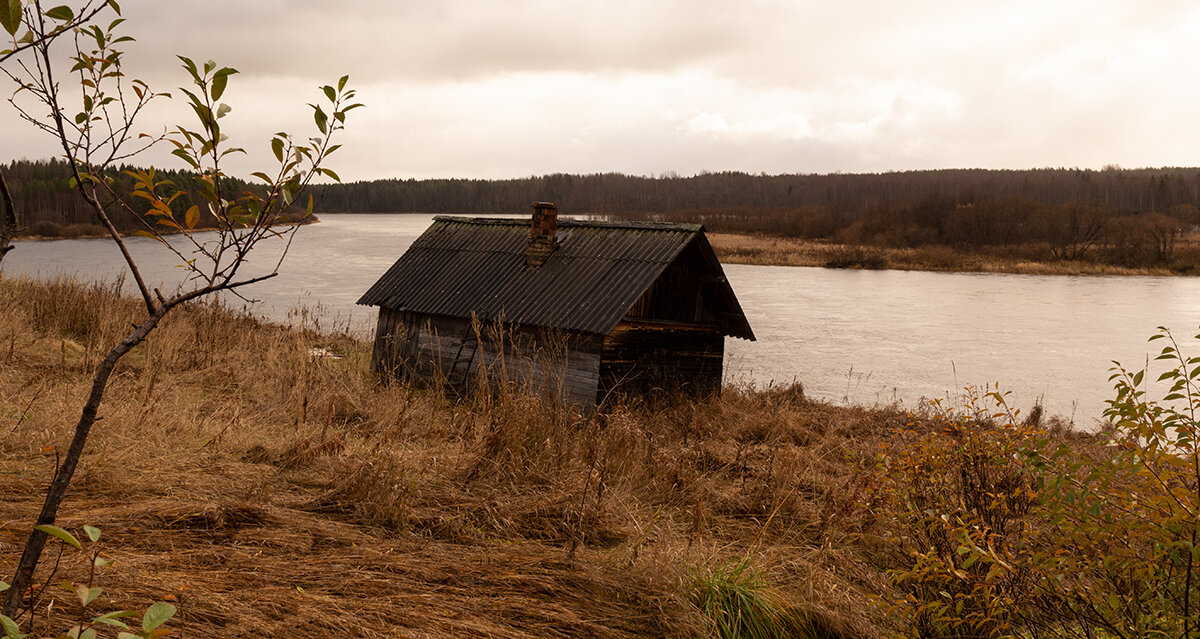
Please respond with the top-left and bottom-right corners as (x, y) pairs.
(0, 275), (908, 638)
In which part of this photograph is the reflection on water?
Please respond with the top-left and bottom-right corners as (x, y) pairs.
(7, 213), (1200, 424)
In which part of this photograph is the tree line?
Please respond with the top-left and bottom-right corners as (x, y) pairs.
(308, 167), (1200, 215)
(3, 157), (277, 237)
(10, 159), (1200, 265)
(310, 167), (1200, 266)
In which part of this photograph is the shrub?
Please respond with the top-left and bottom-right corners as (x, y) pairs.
(877, 389), (1041, 638)
(1025, 327), (1200, 637)
(823, 245), (887, 269)
(25, 220), (63, 237)
(882, 330), (1200, 638)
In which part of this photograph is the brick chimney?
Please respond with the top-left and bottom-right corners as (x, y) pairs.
(525, 202), (558, 266)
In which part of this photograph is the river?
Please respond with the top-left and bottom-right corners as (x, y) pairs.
(6, 213), (1200, 425)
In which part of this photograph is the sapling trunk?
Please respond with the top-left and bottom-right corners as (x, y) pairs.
(2, 308), (166, 617)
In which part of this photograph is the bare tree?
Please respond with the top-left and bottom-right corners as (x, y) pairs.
(0, 0), (359, 623)
(1142, 211), (1183, 264)
(1043, 203), (1109, 261)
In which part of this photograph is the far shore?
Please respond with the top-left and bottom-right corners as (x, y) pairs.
(10, 215), (320, 244)
(13, 216), (1198, 277)
(709, 232), (1200, 276)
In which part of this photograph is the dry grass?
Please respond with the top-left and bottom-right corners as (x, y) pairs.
(0, 276), (909, 638)
(709, 232), (1200, 276)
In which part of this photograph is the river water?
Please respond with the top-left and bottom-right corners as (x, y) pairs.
(6, 213), (1200, 425)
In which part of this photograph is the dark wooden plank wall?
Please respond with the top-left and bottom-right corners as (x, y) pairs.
(371, 307), (421, 379)
(624, 239), (722, 328)
(371, 310), (603, 406)
(598, 320), (724, 401)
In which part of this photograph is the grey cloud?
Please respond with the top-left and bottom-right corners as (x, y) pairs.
(7, 0), (1200, 180)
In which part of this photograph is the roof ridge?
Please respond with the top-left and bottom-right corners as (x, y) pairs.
(431, 215), (703, 232)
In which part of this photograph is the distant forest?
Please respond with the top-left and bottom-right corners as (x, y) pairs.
(8, 158), (1200, 266)
(4, 158), (260, 238)
(317, 166), (1200, 266)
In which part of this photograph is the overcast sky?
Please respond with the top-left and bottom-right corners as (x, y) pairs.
(4, 0), (1200, 181)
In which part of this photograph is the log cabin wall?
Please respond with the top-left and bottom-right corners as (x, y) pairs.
(599, 239), (726, 401)
(622, 240), (722, 326)
(370, 307), (421, 380)
(598, 321), (724, 401)
(372, 311), (603, 407)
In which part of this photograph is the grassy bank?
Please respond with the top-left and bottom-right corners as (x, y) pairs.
(709, 233), (1200, 276)
(0, 276), (905, 637)
(3, 277), (1195, 638)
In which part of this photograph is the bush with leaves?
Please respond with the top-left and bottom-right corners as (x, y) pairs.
(881, 335), (1200, 639)
(1019, 327), (1200, 638)
(876, 388), (1043, 638)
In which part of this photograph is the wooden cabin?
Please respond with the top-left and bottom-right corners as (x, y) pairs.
(356, 203), (755, 406)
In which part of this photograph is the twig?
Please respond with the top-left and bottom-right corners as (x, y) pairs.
(9, 383), (45, 435)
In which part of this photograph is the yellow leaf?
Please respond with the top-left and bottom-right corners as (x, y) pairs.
(185, 205), (199, 229)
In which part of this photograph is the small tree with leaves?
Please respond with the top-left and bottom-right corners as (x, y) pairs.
(0, 0), (360, 630)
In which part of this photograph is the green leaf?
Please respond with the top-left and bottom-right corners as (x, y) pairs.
(92, 611), (135, 630)
(45, 5), (74, 21)
(0, 0), (22, 37)
(210, 69), (233, 101)
(322, 85), (336, 103)
(1, 614), (24, 639)
(141, 602), (176, 633)
(107, 0), (121, 15)
(271, 137), (284, 163)
(83, 525), (101, 542)
(313, 105), (328, 134)
(36, 524), (82, 549)
(177, 55), (198, 80)
(79, 628), (96, 639)
(321, 168), (341, 182)
(171, 148), (200, 170)
(215, 103), (231, 119)
(337, 74), (349, 91)
(76, 584), (101, 606)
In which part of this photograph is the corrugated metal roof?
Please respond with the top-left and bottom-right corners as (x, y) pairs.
(357, 216), (754, 339)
